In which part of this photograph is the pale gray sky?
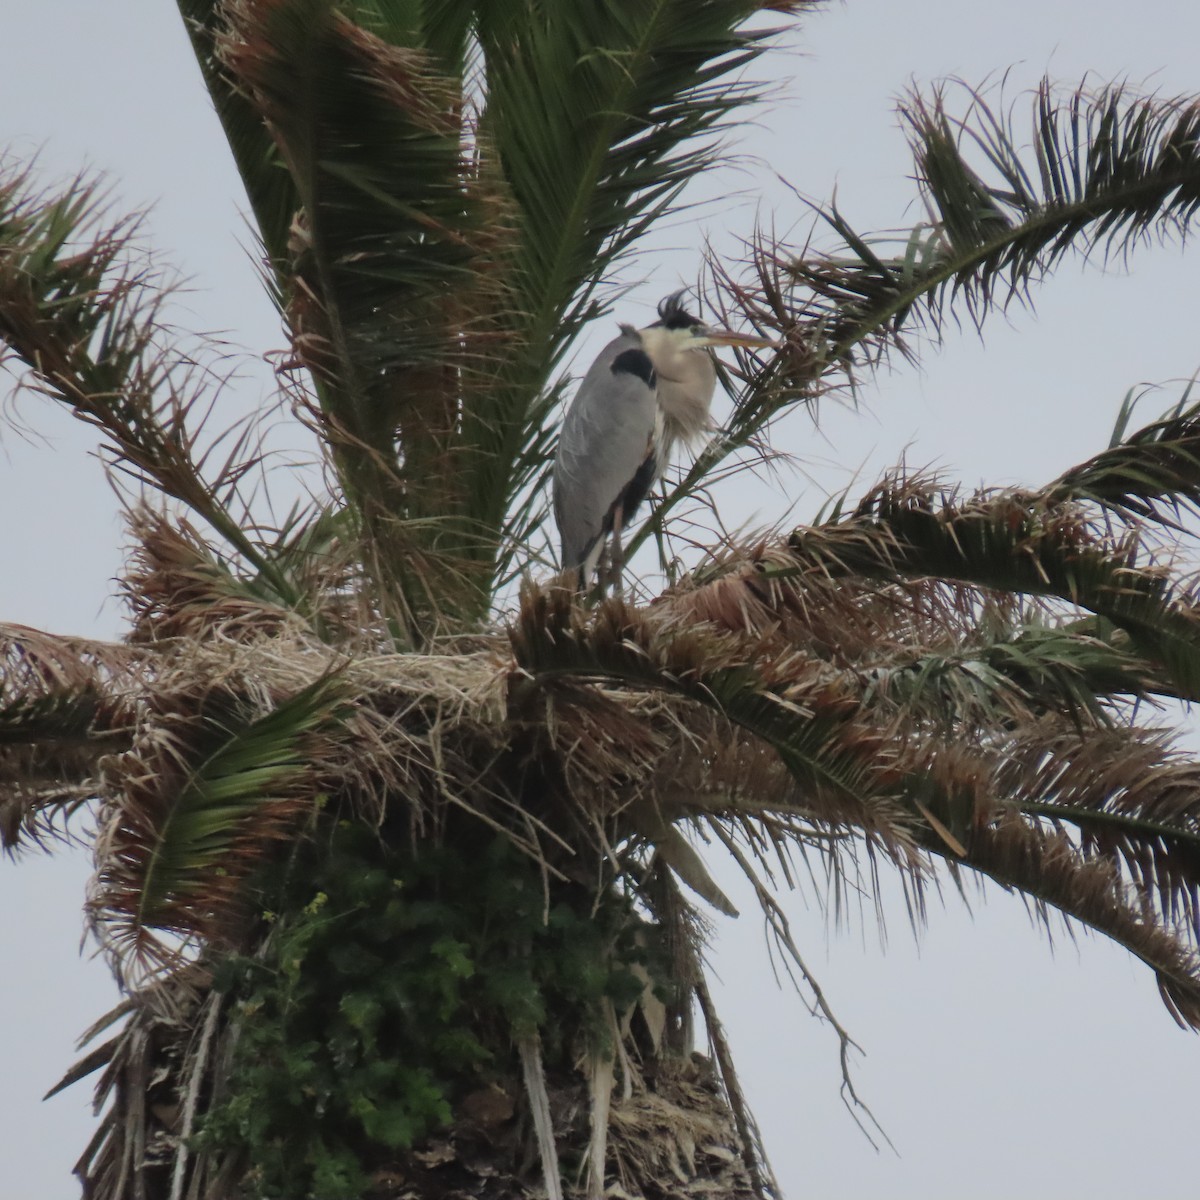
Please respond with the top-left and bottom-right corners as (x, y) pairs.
(2, 3), (1199, 1197)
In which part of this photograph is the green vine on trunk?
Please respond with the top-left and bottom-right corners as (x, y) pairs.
(197, 824), (669, 1200)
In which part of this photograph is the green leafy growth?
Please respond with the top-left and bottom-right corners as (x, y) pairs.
(201, 824), (662, 1199)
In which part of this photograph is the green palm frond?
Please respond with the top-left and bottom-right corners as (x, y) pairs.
(0, 692), (101, 747)
(184, 2), (820, 628)
(861, 621), (1153, 730)
(785, 477), (1200, 702)
(794, 78), (1200, 379)
(175, 0), (299, 268)
(481, 0), (815, 360)
(348, 0), (475, 67)
(633, 79), (1200, 555)
(94, 675), (345, 972)
(1046, 385), (1200, 529)
(475, 0), (820, 590)
(0, 692), (107, 850)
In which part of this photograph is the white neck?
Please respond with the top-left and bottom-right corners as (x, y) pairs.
(639, 327), (717, 451)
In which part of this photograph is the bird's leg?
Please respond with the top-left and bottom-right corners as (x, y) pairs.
(588, 542), (609, 602)
(608, 504), (626, 596)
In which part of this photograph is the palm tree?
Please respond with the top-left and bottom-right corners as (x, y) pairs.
(4, 2), (1200, 1197)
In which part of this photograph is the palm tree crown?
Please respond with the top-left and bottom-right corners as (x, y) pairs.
(4, 3), (1200, 1198)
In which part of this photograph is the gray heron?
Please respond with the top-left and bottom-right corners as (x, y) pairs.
(552, 292), (775, 590)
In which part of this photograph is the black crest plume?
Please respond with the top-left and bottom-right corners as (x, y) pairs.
(655, 290), (703, 330)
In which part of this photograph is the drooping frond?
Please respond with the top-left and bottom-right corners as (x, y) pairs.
(506, 579), (1200, 1027)
(630, 534), (1200, 1011)
(993, 721), (1200, 938)
(937, 810), (1200, 1029)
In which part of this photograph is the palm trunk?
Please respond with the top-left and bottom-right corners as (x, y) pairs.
(74, 864), (766, 1200)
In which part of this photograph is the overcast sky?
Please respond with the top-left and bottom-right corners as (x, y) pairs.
(2, 3), (1200, 1198)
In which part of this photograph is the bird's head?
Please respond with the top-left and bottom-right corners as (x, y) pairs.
(643, 290), (778, 355)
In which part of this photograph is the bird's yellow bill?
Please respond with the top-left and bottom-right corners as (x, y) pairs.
(703, 329), (780, 349)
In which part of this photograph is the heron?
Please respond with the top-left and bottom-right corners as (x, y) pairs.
(552, 291), (776, 591)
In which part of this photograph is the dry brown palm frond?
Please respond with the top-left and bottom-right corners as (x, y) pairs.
(64, 544), (1200, 1019)
(60, 963), (216, 1200)
(0, 623), (140, 703)
(512, 583), (923, 856)
(992, 719), (1200, 938)
(657, 535), (1023, 664)
(84, 627), (514, 977)
(0, 624), (142, 851)
(123, 509), (301, 645)
(654, 540), (1127, 746)
(805, 718), (1200, 1026)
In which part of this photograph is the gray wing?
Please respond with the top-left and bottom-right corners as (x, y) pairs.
(553, 332), (658, 570)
